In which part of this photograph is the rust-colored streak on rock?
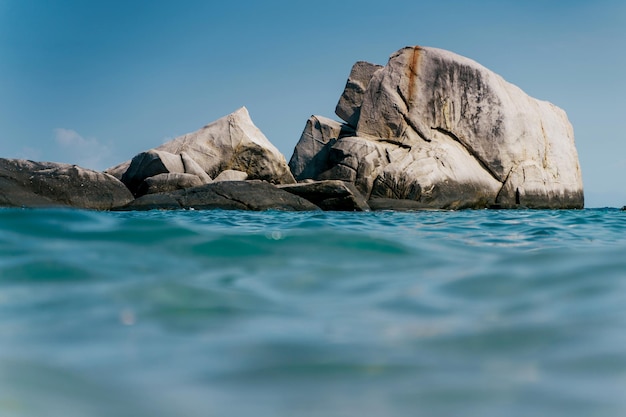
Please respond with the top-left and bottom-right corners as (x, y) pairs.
(407, 46), (421, 105)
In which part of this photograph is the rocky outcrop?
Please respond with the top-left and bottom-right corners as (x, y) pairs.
(0, 159), (133, 210)
(107, 107), (295, 196)
(118, 181), (319, 211)
(289, 46), (584, 209)
(1, 46), (583, 211)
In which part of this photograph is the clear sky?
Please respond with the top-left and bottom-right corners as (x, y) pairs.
(0, 0), (624, 207)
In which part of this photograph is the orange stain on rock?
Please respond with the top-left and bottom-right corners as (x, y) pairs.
(407, 46), (421, 105)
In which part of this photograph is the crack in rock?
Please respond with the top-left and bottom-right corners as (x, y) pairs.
(432, 126), (501, 183)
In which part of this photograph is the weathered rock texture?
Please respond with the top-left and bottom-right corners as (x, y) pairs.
(118, 181), (319, 211)
(0, 159), (133, 210)
(138, 173), (206, 196)
(288, 116), (352, 181)
(108, 107), (295, 197)
(290, 46), (584, 209)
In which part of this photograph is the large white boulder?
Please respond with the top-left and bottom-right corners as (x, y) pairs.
(155, 107), (295, 184)
(291, 45), (584, 209)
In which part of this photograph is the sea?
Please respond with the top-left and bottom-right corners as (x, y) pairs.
(1, 207), (625, 417)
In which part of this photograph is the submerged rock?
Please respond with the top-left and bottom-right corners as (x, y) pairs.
(0, 159), (133, 210)
(289, 46), (584, 209)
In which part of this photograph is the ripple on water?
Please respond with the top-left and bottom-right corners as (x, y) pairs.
(1, 208), (626, 417)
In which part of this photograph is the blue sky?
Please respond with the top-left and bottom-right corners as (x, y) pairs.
(0, 0), (624, 207)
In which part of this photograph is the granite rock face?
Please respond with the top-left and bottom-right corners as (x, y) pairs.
(108, 107), (295, 197)
(0, 159), (133, 210)
(335, 61), (383, 128)
(121, 150), (212, 196)
(2, 46), (583, 212)
(291, 46), (584, 209)
(288, 115), (353, 181)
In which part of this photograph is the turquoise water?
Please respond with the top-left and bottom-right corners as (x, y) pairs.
(1, 208), (626, 416)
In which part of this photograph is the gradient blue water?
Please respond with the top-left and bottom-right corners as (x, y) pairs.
(1, 208), (625, 416)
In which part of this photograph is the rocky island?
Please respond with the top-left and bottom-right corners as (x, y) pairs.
(0, 45), (584, 211)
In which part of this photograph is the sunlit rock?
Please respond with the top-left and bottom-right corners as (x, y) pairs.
(291, 45), (584, 209)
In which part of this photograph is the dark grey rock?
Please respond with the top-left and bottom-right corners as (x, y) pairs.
(368, 198), (441, 211)
(0, 158), (134, 210)
(279, 180), (370, 211)
(117, 181), (321, 211)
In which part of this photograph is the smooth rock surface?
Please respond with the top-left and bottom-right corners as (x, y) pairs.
(213, 169), (248, 182)
(118, 181), (320, 211)
(279, 180), (370, 211)
(122, 150), (188, 196)
(121, 150), (212, 196)
(0, 159), (133, 210)
(138, 173), (206, 195)
(152, 107), (294, 183)
(335, 61), (383, 127)
(288, 115), (353, 181)
(295, 45), (584, 209)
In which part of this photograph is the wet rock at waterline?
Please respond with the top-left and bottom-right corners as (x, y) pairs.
(0, 159), (133, 210)
(279, 180), (370, 211)
(118, 181), (320, 211)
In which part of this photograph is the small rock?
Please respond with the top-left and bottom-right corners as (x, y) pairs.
(138, 173), (207, 195)
(213, 169), (248, 182)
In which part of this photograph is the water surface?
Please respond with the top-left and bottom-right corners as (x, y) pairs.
(1, 208), (625, 416)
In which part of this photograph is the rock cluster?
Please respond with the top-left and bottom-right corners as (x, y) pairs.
(0, 45), (584, 211)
